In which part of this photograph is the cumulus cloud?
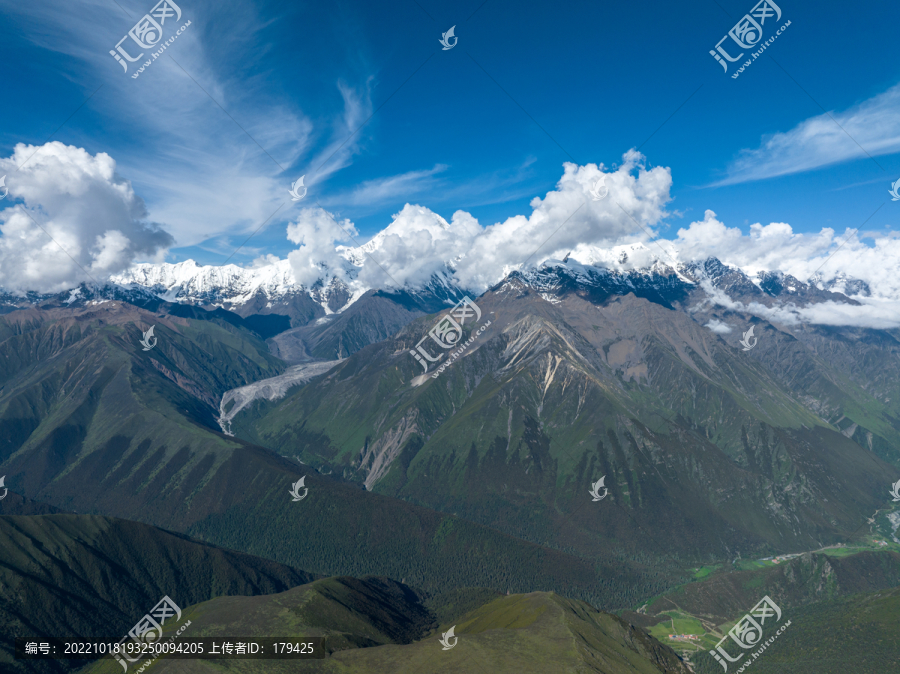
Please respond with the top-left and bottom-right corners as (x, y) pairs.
(350, 205), (476, 289)
(453, 155), (672, 290)
(713, 83), (900, 185)
(286, 208), (359, 287)
(290, 163), (900, 329)
(251, 253), (282, 268)
(673, 209), (900, 302)
(0, 142), (173, 294)
(671, 210), (900, 329)
(319, 152), (673, 293)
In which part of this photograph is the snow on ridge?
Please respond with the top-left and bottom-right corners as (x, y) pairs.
(111, 258), (363, 309)
(112, 259), (298, 297)
(101, 248), (867, 320)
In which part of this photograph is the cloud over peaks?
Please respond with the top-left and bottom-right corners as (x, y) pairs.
(0, 142), (173, 294)
(332, 152), (673, 293)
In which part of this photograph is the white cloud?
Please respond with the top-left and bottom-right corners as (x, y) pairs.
(0, 142), (173, 294)
(671, 209), (900, 328)
(286, 208), (359, 287)
(8, 140), (899, 331)
(713, 82), (900, 185)
(333, 151), (673, 293)
(251, 253), (282, 268)
(334, 164), (447, 208)
(303, 168), (900, 328)
(1, 0), (372, 254)
(353, 204), (479, 289)
(672, 209), (900, 301)
(704, 319), (733, 334)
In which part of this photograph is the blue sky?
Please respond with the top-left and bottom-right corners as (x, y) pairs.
(2, 0), (900, 269)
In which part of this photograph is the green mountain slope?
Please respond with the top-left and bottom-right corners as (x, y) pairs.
(244, 282), (900, 563)
(83, 585), (692, 674)
(684, 586), (900, 674)
(741, 586), (900, 674)
(0, 303), (673, 609)
(618, 547), (900, 673)
(641, 549), (900, 626)
(0, 514), (316, 673)
(0, 488), (64, 515)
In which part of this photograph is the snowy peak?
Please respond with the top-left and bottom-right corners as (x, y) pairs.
(111, 259), (300, 304)
(109, 259), (366, 316)
(500, 255), (864, 317)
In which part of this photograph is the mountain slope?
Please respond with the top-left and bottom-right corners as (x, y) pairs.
(0, 302), (674, 610)
(619, 549), (900, 674)
(108, 260), (468, 360)
(83, 586), (692, 674)
(244, 271), (899, 565)
(0, 514), (316, 673)
(727, 586), (900, 674)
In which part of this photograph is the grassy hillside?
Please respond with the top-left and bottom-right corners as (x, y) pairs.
(0, 488), (65, 515)
(686, 587), (900, 674)
(619, 548), (900, 673)
(83, 586), (692, 674)
(0, 514), (316, 673)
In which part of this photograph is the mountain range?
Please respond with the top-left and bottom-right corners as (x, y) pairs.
(1, 251), (899, 672)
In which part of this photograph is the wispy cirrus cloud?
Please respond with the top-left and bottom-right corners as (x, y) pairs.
(711, 82), (900, 186)
(1, 0), (374, 252)
(330, 164), (447, 208)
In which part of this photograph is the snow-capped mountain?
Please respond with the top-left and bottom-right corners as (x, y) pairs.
(110, 259), (364, 316)
(512, 255), (862, 312)
(0, 250), (878, 349)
